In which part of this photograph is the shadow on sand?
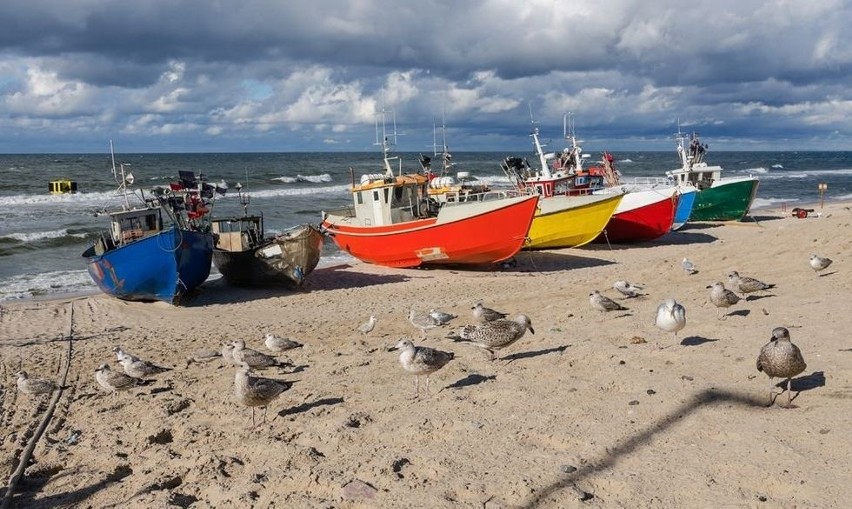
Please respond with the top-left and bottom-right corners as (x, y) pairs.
(518, 388), (771, 508)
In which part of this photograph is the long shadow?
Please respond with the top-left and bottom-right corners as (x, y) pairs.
(583, 230), (719, 251)
(519, 388), (768, 508)
(680, 336), (719, 346)
(446, 373), (497, 389)
(2, 464), (133, 508)
(502, 345), (570, 362)
(509, 251), (617, 272)
(788, 371), (825, 392)
(278, 396), (344, 417)
(818, 271), (837, 278)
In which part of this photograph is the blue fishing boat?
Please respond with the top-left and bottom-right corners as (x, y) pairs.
(671, 186), (697, 230)
(82, 146), (216, 304)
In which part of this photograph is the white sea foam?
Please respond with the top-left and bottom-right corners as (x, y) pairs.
(751, 197), (799, 209)
(272, 173), (333, 184)
(772, 164), (784, 169)
(1, 229), (87, 242)
(0, 269), (96, 302)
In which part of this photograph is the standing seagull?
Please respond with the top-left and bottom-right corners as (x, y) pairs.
(456, 315), (534, 360)
(682, 258), (698, 275)
(16, 371), (57, 395)
(95, 363), (142, 393)
(756, 327), (807, 408)
(727, 271), (775, 298)
(221, 341), (240, 366)
(357, 315), (377, 336)
(408, 309), (440, 338)
(264, 333), (303, 353)
(234, 363), (295, 428)
(391, 339), (454, 398)
(654, 298), (687, 348)
(472, 302), (508, 323)
(708, 281), (742, 319)
(112, 346), (139, 363)
(589, 290), (629, 312)
(613, 280), (645, 298)
(809, 254), (833, 275)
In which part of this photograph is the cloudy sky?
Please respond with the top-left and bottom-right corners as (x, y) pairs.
(0, 0), (849, 153)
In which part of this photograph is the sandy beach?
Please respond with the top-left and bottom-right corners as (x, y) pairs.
(2, 201), (851, 508)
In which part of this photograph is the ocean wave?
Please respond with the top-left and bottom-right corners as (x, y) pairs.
(0, 228), (88, 243)
(619, 159), (633, 163)
(751, 197), (799, 209)
(227, 184), (352, 199)
(272, 173), (333, 184)
(741, 166), (769, 174)
(772, 164), (784, 169)
(0, 189), (126, 208)
(0, 269), (96, 302)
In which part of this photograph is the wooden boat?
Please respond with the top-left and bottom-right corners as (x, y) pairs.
(666, 130), (759, 221)
(82, 148), (214, 304)
(211, 184), (324, 288)
(321, 120), (538, 268)
(48, 179), (77, 194)
(502, 123), (622, 249)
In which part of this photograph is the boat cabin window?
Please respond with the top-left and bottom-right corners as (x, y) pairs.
(373, 190), (380, 202)
(555, 181), (569, 195)
(384, 188), (390, 203)
(356, 192), (363, 205)
(535, 184), (544, 195)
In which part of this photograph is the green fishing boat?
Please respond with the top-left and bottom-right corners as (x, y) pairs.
(666, 131), (759, 221)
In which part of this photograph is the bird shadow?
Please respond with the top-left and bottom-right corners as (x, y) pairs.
(745, 294), (775, 302)
(787, 371), (826, 392)
(726, 309), (751, 318)
(502, 345), (570, 362)
(680, 336), (719, 347)
(279, 396), (344, 417)
(282, 364), (310, 375)
(446, 373), (497, 389)
(818, 271), (837, 277)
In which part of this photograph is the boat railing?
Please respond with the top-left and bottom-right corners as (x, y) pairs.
(440, 189), (523, 206)
(625, 176), (672, 187)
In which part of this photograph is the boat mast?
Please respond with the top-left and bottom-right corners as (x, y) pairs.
(376, 110), (400, 177)
(562, 113), (585, 174)
(675, 122), (691, 171)
(109, 140), (133, 210)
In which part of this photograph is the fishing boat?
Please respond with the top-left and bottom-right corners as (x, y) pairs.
(501, 122), (622, 249)
(666, 130), (759, 221)
(321, 115), (538, 268)
(48, 179), (78, 194)
(82, 145), (215, 304)
(211, 183), (324, 288)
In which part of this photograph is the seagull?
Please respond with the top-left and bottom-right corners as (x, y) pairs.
(264, 333), (303, 353)
(118, 355), (171, 379)
(221, 341), (240, 365)
(456, 315), (534, 360)
(112, 346), (139, 363)
(708, 281), (742, 319)
(654, 298), (687, 348)
(589, 290), (629, 312)
(757, 327), (807, 408)
(682, 258), (698, 275)
(408, 309), (440, 338)
(357, 315), (377, 336)
(16, 371), (58, 395)
(809, 254), (833, 274)
(231, 340), (286, 369)
(95, 363), (142, 393)
(234, 362), (296, 428)
(727, 271), (775, 298)
(185, 348), (222, 366)
(471, 302), (508, 323)
(613, 280), (645, 298)
(429, 309), (457, 325)
(391, 338), (454, 398)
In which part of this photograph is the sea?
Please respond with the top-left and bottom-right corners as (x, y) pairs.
(1, 150), (851, 302)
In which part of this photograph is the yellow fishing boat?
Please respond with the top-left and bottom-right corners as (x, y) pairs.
(502, 121), (622, 249)
(48, 179), (78, 194)
(525, 193), (623, 249)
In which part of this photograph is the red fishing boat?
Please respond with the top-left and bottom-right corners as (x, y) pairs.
(321, 120), (538, 268)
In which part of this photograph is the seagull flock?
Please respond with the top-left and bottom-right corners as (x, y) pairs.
(12, 253), (832, 425)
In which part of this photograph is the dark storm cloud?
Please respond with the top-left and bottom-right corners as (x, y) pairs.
(0, 0), (849, 152)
